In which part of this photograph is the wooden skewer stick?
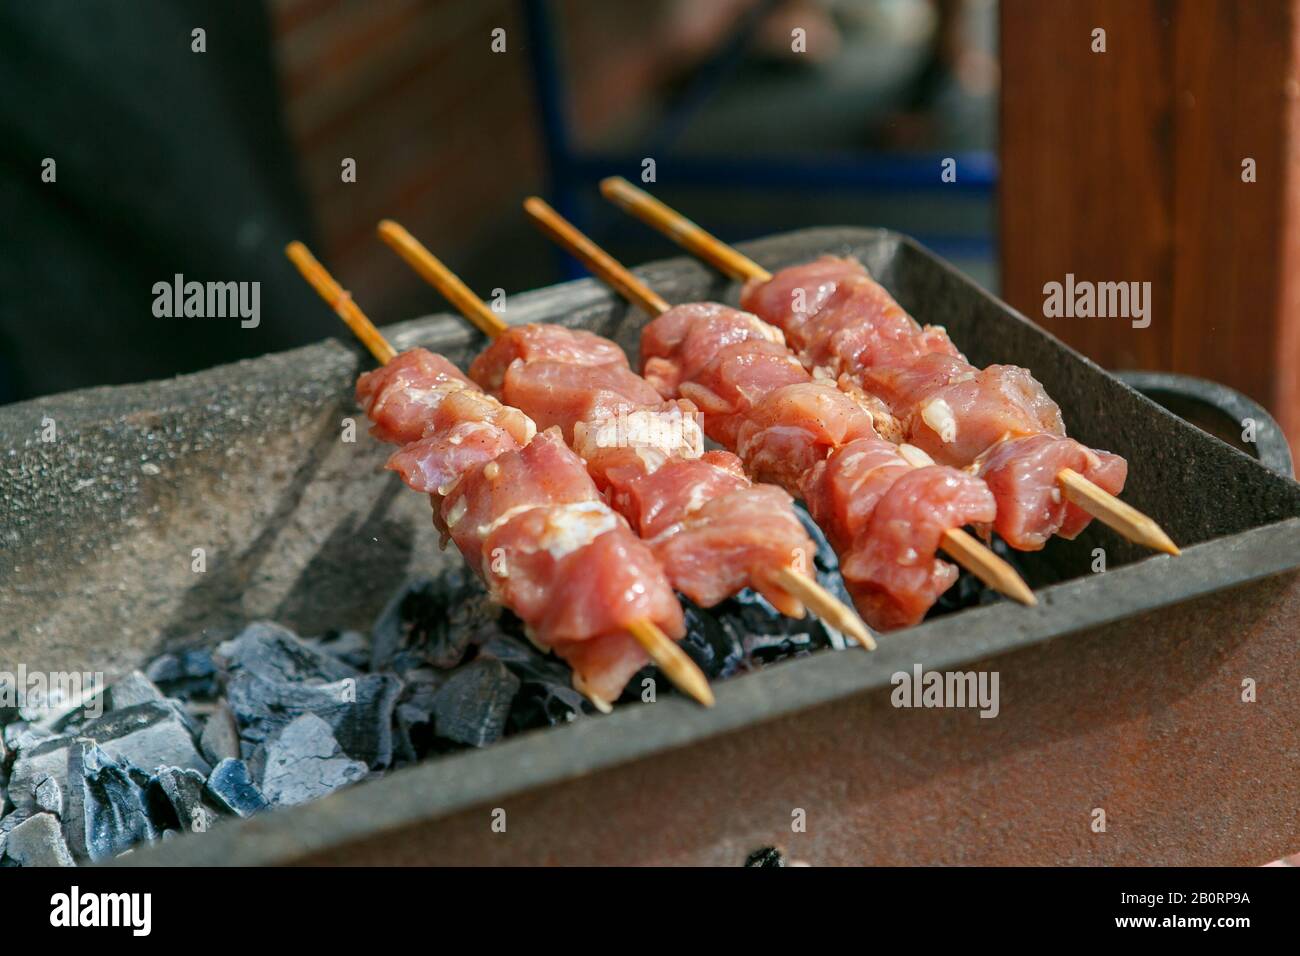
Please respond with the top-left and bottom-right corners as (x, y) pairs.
(286, 241), (396, 365)
(570, 676), (613, 714)
(601, 176), (771, 284)
(769, 566), (876, 650)
(286, 240), (711, 710)
(1057, 468), (1180, 556)
(600, 177), (1181, 559)
(378, 220), (507, 339)
(372, 223), (722, 703)
(524, 195), (1038, 609)
(626, 618), (716, 707)
(381, 216), (875, 652)
(939, 528), (1037, 607)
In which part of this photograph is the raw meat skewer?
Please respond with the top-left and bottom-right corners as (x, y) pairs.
(523, 197), (1036, 630)
(600, 176), (1178, 557)
(377, 219), (876, 650)
(285, 240), (714, 709)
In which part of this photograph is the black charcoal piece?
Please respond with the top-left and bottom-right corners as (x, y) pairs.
(371, 577), (433, 671)
(204, 758), (267, 818)
(217, 620), (358, 685)
(225, 672), (401, 769)
(64, 741), (159, 862)
(0, 810), (32, 833)
(393, 702), (431, 763)
(429, 658), (520, 748)
(199, 703), (241, 765)
(744, 846), (787, 868)
(79, 701), (209, 777)
(677, 600), (746, 681)
(305, 629), (371, 670)
(5, 722), (53, 752)
(741, 621), (819, 665)
(391, 669), (446, 763)
(34, 776), (61, 816)
(372, 570), (499, 672)
(478, 635), (588, 730)
(2, 812), (75, 867)
(260, 714), (368, 807)
(144, 648), (220, 700)
(716, 588), (829, 667)
(7, 735), (74, 814)
(149, 767), (214, 833)
(108, 671), (165, 710)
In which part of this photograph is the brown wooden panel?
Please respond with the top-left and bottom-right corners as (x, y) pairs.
(1000, 0), (1300, 451)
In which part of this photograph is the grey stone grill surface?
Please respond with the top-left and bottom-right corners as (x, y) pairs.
(1, 227), (1298, 866)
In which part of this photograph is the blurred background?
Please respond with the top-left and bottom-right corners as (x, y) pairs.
(0, 0), (1296, 453)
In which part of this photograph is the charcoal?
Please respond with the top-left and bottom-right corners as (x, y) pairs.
(198, 702), (241, 765)
(78, 701), (209, 777)
(387, 648), (435, 676)
(372, 570), (498, 672)
(304, 629), (371, 670)
(719, 589), (829, 667)
(740, 621), (820, 665)
(145, 648), (220, 700)
(216, 620), (358, 684)
(204, 758), (267, 818)
(108, 670), (165, 710)
(478, 635), (587, 729)
(391, 669), (446, 762)
(429, 658), (520, 748)
(2, 812), (74, 867)
(371, 576), (433, 671)
(260, 714), (367, 807)
(226, 671), (401, 769)
(744, 845), (787, 867)
(677, 600), (746, 681)
(149, 767), (215, 833)
(52, 670), (168, 736)
(7, 735), (74, 814)
(34, 776), (61, 816)
(0, 809), (32, 833)
(5, 721), (53, 752)
(64, 741), (160, 862)
(393, 703), (432, 763)
(0, 810), (30, 863)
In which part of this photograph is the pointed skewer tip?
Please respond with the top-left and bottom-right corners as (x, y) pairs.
(1057, 468), (1180, 557)
(940, 529), (1038, 607)
(627, 618), (715, 707)
(771, 566), (876, 650)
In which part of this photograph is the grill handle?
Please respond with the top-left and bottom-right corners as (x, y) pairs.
(1115, 371), (1294, 479)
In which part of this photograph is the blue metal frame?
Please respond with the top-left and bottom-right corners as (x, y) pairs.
(521, 0), (996, 275)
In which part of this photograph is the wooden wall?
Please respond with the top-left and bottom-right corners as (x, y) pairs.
(267, 0), (699, 316)
(1000, 0), (1300, 452)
